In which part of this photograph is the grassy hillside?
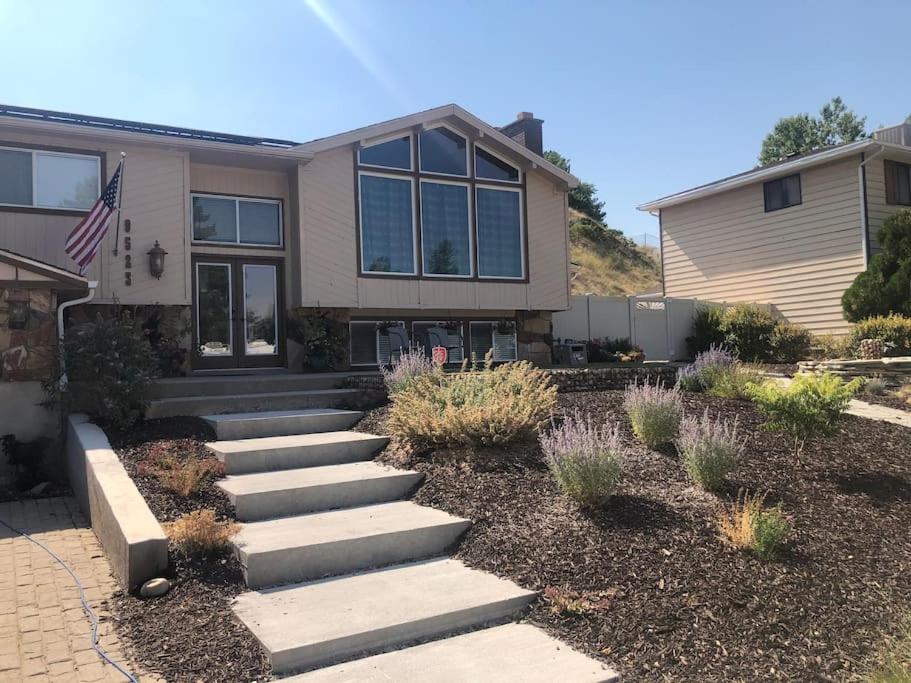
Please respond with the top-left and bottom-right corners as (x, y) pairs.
(569, 210), (662, 295)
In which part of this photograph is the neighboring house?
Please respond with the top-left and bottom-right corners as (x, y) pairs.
(0, 104), (577, 377)
(638, 123), (911, 335)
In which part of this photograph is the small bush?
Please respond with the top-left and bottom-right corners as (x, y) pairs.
(770, 321), (812, 362)
(848, 315), (911, 357)
(706, 364), (763, 401)
(686, 305), (726, 357)
(866, 618), (911, 683)
(692, 345), (738, 388)
(675, 364), (703, 392)
(540, 411), (624, 507)
(721, 304), (777, 362)
(746, 373), (862, 460)
(386, 358), (557, 449)
(898, 383), (911, 406)
(676, 410), (745, 491)
(864, 376), (889, 396)
(167, 509), (238, 557)
(381, 348), (436, 395)
(812, 333), (851, 360)
(717, 490), (791, 560)
(151, 456), (222, 497)
(623, 381), (683, 447)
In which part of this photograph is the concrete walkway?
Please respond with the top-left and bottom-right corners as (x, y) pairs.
(0, 497), (155, 682)
(847, 398), (911, 428)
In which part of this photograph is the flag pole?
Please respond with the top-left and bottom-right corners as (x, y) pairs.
(112, 152), (126, 256)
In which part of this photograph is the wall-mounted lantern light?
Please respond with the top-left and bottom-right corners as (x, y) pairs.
(147, 241), (167, 279)
(7, 291), (30, 330)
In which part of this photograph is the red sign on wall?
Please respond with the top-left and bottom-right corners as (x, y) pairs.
(431, 346), (448, 365)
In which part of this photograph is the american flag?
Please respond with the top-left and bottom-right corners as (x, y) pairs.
(65, 160), (123, 275)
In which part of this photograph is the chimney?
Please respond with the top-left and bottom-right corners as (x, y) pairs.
(499, 111), (544, 156)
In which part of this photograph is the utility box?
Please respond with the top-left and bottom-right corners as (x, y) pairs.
(556, 341), (588, 366)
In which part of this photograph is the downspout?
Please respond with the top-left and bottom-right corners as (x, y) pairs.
(858, 144), (885, 267)
(56, 281), (98, 390)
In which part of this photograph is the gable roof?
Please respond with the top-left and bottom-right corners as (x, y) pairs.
(637, 138), (889, 212)
(296, 104), (579, 188)
(0, 248), (88, 290)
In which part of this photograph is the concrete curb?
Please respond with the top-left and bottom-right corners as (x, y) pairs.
(65, 414), (168, 591)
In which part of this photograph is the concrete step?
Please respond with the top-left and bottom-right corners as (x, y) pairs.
(146, 388), (361, 419)
(206, 431), (388, 475)
(149, 372), (353, 399)
(232, 558), (536, 675)
(217, 462), (423, 521)
(284, 623), (618, 682)
(202, 409), (363, 440)
(234, 501), (470, 588)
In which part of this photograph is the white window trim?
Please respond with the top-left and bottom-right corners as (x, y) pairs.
(0, 145), (101, 212)
(469, 321), (518, 362)
(357, 171), (418, 276)
(418, 122), (470, 178)
(474, 184), (526, 280)
(474, 142), (521, 184)
(419, 178), (473, 279)
(357, 132), (413, 171)
(191, 192), (284, 247)
(241, 263), (279, 357)
(411, 321), (464, 364)
(195, 261), (234, 358)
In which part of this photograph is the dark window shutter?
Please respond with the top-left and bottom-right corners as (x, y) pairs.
(885, 159), (897, 205)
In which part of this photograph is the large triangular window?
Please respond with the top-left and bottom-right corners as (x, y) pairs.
(358, 135), (412, 170)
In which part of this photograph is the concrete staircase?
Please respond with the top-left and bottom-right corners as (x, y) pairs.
(146, 372), (366, 419)
(204, 406), (617, 681)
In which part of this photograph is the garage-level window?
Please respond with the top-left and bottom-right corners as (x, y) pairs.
(349, 321), (407, 366)
(469, 321), (517, 362)
(0, 147), (100, 210)
(763, 174), (802, 212)
(412, 322), (464, 364)
(192, 194), (282, 246)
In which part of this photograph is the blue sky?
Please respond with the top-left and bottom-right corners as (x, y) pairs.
(2, 0), (908, 242)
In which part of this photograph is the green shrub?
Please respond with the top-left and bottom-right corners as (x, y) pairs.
(540, 411), (624, 507)
(752, 505), (792, 560)
(381, 348), (436, 395)
(721, 304), (777, 362)
(623, 381), (683, 447)
(50, 312), (160, 429)
(686, 306), (725, 357)
(717, 490), (792, 560)
(842, 208), (911, 322)
(847, 315), (911, 357)
(746, 373), (862, 460)
(386, 358), (557, 449)
(863, 376), (889, 396)
(706, 364), (764, 401)
(812, 333), (852, 360)
(770, 321), (812, 362)
(866, 617), (911, 683)
(676, 410), (744, 490)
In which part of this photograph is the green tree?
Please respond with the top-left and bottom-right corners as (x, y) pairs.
(842, 208), (911, 321)
(759, 97), (867, 166)
(544, 150), (605, 222)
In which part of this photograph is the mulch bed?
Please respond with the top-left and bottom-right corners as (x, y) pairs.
(370, 391), (911, 681)
(860, 392), (911, 413)
(106, 417), (271, 683)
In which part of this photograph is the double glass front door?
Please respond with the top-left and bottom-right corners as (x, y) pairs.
(193, 257), (284, 369)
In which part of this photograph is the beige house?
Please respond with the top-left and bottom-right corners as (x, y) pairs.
(638, 123), (911, 335)
(0, 103), (577, 377)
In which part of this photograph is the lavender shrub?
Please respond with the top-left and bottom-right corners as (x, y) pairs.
(676, 408), (745, 490)
(623, 381), (683, 447)
(381, 347), (436, 395)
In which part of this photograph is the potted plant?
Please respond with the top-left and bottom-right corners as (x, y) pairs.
(287, 310), (345, 372)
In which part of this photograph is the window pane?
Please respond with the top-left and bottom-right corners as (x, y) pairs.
(421, 182), (471, 276)
(197, 264), (232, 357)
(359, 175), (415, 273)
(781, 175), (801, 206)
(476, 188), (522, 278)
(413, 322), (463, 364)
(350, 323), (377, 365)
(896, 164), (911, 205)
(764, 175), (800, 211)
(243, 265), (278, 356)
(420, 127), (467, 176)
(359, 136), (411, 170)
(193, 196), (237, 242)
(475, 147), (519, 182)
(35, 153), (98, 209)
(0, 149), (32, 206)
(239, 200), (281, 245)
(470, 323), (493, 363)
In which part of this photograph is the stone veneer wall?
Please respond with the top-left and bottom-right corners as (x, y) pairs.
(0, 287), (57, 381)
(517, 310), (553, 365)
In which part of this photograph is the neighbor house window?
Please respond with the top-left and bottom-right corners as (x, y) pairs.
(469, 321), (517, 362)
(192, 194), (282, 246)
(0, 147), (100, 210)
(763, 174), (802, 212)
(419, 126), (468, 176)
(476, 186), (523, 278)
(358, 174), (416, 274)
(475, 145), (520, 183)
(420, 181), (471, 276)
(358, 135), (412, 170)
(885, 160), (911, 206)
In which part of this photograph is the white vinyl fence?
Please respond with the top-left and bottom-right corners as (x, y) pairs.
(552, 295), (761, 362)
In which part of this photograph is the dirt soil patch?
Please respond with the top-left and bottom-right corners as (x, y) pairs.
(370, 391), (911, 681)
(107, 417), (271, 683)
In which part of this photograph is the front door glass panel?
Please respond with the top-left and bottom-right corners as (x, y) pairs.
(243, 264), (278, 357)
(197, 263), (233, 357)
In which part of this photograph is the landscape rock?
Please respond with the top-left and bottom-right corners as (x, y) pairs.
(139, 577), (170, 598)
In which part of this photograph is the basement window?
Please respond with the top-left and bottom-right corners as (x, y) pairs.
(469, 321), (517, 363)
(763, 174), (802, 212)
